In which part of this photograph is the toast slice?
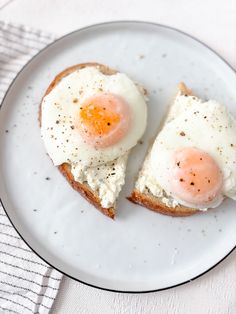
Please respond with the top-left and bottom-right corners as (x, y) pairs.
(39, 63), (128, 219)
(128, 83), (199, 217)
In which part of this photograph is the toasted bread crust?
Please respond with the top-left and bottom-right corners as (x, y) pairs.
(59, 163), (115, 219)
(128, 189), (198, 217)
(178, 82), (192, 96)
(39, 63), (117, 219)
(128, 82), (199, 217)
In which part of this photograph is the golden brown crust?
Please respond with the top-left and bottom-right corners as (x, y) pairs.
(128, 83), (199, 217)
(178, 82), (192, 96)
(59, 163), (115, 219)
(39, 63), (117, 219)
(128, 189), (198, 217)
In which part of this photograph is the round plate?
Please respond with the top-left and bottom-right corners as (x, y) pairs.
(0, 21), (236, 293)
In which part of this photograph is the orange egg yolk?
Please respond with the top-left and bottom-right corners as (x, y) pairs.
(170, 147), (223, 206)
(75, 93), (131, 148)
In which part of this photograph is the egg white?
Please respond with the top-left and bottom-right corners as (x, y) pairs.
(41, 66), (147, 169)
(150, 94), (236, 209)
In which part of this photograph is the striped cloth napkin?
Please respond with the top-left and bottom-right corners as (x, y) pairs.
(0, 21), (62, 314)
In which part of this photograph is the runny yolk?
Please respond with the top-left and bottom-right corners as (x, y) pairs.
(170, 147), (223, 206)
(75, 93), (131, 148)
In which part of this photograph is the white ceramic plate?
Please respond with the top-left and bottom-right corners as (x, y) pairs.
(0, 21), (236, 292)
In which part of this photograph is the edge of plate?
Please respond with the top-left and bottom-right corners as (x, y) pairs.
(0, 20), (235, 293)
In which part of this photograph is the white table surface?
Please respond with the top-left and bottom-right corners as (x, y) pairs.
(0, 0), (236, 313)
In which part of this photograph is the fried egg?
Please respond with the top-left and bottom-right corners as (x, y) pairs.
(41, 66), (147, 169)
(150, 94), (236, 210)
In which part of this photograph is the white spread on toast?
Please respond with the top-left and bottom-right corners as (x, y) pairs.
(136, 152), (180, 208)
(71, 153), (128, 208)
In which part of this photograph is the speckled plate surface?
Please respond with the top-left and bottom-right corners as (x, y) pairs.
(0, 21), (236, 292)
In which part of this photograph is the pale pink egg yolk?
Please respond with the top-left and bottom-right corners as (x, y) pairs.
(170, 147), (223, 206)
(75, 93), (131, 148)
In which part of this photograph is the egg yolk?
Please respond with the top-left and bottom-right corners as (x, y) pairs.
(170, 147), (223, 206)
(75, 93), (131, 148)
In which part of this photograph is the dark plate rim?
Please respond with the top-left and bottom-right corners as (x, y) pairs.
(0, 20), (235, 294)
